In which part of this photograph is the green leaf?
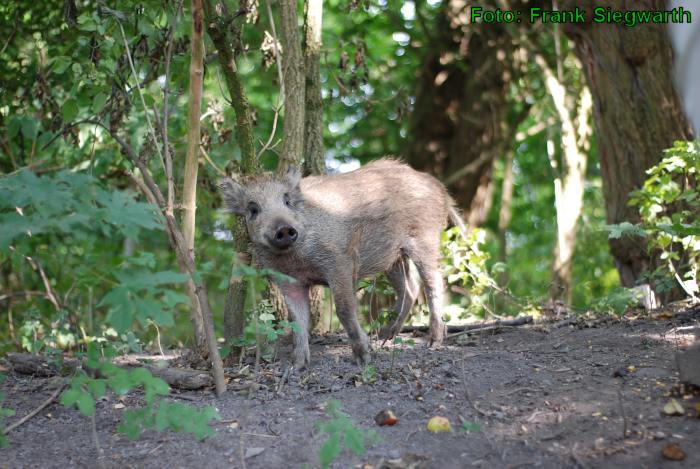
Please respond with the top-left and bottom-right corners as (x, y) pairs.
(60, 389), (81, 407)
(344, 427), (365, 456)
(92, 92), (108, 112)
(87, 379), (107, 399)
(62, 99), (79, 122)
(76, 393), (95, 416)
(319, 433), (341, 468)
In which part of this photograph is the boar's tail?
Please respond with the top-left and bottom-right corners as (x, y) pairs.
(447, 197), (469, 237)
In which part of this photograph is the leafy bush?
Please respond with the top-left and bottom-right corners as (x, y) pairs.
(441, 227), (501, 318)
(607, 140), (699, 298)
(60, 343), (219, 440)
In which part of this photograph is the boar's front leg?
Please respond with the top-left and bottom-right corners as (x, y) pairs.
(330, 274), (371, 365)
(279, 282), (311, 368)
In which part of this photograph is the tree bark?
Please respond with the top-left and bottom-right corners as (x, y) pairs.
(302, 0), (324, 176)
(278, 0), (306, 173)
(562, 0), (694, 301)
(183, 0), (206, 354)
(533, 51), (592, 303)
(497, 149), (514, 288)
(406, 0), (523, 226)
(203, 0), (259, 364)
(302, 0), (325, 331)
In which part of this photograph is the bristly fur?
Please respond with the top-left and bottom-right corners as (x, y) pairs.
(218, 157), (462, 368)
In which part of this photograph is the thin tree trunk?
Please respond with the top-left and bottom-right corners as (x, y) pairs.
(203, 0), (259, 364)
(302, 0), (324, 176)
(302, 0), (325, 331)
(562, 0), (694, 302)
(106, 129), (226, 396)
(277, 0), (305, 173)
(183, 0), (206, 353)
(533, 52), (592, 303)
(497, 149), (515, 288)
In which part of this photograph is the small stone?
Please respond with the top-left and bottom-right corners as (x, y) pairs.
(676, 342), (700, 387)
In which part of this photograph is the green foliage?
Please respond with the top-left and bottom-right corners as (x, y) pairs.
(60, 343), (219, 440)
(0, 170), (162, 250)
(590, 287), (643, 316)
(0, 374), (16, 447)
(358, 364), (377, 384)
(316, 400), (378, 469)
(441, 227), (500, 318)
(99, 254), (190, 333)
(458, 421), (482, 433)
(607, 141), (699, 297)
(227, 299), (300, 362)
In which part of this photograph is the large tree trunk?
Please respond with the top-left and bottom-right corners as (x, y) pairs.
(406, 0), (523, 225)
(562, 0), (694, 301)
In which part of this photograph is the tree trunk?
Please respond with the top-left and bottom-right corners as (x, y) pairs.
(278, 0), (306, 173)
(406, 0), (522, 225)
(183, 0), (206, 354)
(533, 50), (592, 303)
(497, 149), (514, 288)
(562, 0), (694, 301)
(302, 0), (326, 331)
(302, 0), (324, 176)
(203, 0), (260, 365)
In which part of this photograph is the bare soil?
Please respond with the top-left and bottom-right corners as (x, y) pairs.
(2, 308), (699, 469)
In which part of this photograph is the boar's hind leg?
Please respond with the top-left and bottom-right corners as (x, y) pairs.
(379, 256), (419, 341)
(409, 243), (446, 347)
(330, 276), (371, 365)
(280, 282), (311, 368)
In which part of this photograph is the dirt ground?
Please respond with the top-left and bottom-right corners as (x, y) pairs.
(2, 307), (699, 469)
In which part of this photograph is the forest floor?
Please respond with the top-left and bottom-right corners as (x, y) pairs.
(2, 306), (699, 469)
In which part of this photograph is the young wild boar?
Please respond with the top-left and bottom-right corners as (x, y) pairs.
(220, 159), (463, 368)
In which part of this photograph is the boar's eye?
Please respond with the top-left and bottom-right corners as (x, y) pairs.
(283, 192), (292, 208)
(248, 202), (260, 219)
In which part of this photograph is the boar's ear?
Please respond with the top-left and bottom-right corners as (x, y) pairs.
(218, 177), (246, 215)
(283, 165), (302, 190)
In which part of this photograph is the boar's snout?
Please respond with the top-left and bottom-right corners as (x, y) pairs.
(269, 224), (298, 249)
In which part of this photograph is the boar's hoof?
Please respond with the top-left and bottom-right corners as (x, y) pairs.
(351, 345), (371, 366)
(293, 347), (311, 369)
(429, 331), (445, 349)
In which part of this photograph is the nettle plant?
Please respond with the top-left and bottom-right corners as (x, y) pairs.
(316, 400), (378, 469)
(608, 140), (699, 299)
(61, 343), (219, 440)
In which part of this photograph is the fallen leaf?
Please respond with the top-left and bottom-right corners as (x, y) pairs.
(427, 416), (451, 433)
(661, 443), (686, 461)
(662, 399), (684, 416)
(374, 410), (398, 426)
(244, 447), (265, 459)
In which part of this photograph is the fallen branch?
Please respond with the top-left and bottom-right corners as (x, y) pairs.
(3, 382), (66, 435)
(398, 316), (533, 335)
(6, 353), (213, 391)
